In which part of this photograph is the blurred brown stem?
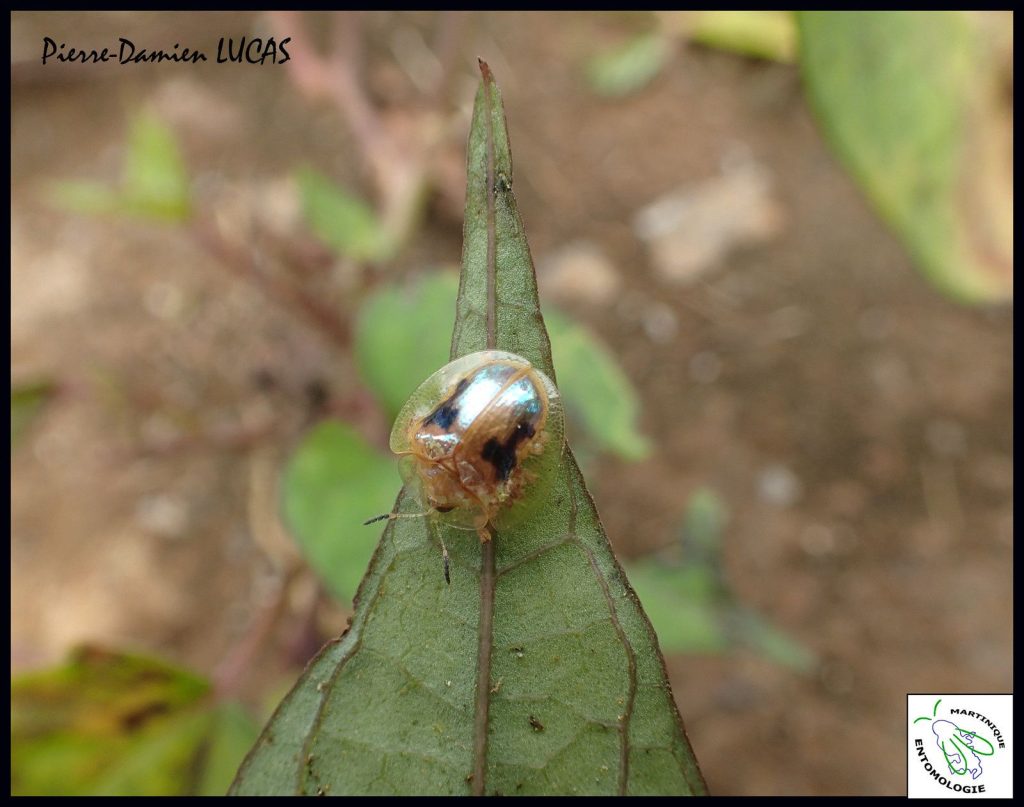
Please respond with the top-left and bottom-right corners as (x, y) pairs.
(269, 11), (388, 191)
(267, 11), (468, 256)
(212, 567), (298, 700)
(284, 583), (328, 668)
(190, 219), (352, 351)
(130, 420), (278, 460)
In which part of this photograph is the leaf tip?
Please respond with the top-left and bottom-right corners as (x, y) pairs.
(477, 57), (493, 82)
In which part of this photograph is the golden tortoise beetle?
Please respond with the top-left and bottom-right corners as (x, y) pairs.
(365, 350), (565, 583)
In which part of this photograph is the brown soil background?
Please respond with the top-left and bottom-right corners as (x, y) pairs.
(11, 12), (1013, 796)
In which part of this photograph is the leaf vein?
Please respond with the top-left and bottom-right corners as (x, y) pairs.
(568, 486), (636, 795)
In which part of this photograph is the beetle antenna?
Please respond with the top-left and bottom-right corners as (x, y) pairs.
(362, 510), (431, 526)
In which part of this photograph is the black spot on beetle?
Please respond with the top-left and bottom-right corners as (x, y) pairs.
(422, 377), (469, 431)
(481, 420), (536, 481)
(433, 505), (456, 513)
(481, 437), (514, 481)
(425, 401), (458, 430)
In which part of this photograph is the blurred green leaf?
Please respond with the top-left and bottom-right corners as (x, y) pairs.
(354, 270), (458, 419)
(198, 703), (262, 796)
(233, 64), (706, 797)
(121, 113), (192, 221)
(545, 309), (652, 460)
(282, 420), (400, 604)
(626, 489), (815, 671)
(47, 113), (191, 222)
(679, 486), (727, 561)
(11, 380), (56, 449)
(690, 11), (796, 62)
(798, 11), (1013, 302)
(297, 167), (389, 262)
(587, 32), (671, 97)
(87, 709), (212, 796)
(10, 647), (255, 796)
(625, 562), (730, 653)
(731, 610), (817, 673)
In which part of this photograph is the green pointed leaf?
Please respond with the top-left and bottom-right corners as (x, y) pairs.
(297, 167), (389, 261)
(233, 63), (706, 796)
(10, 647), (257, 796)
(282, 420), (401, 603)
(229, 639), (348, 795)
(798, 11), (1013, 302)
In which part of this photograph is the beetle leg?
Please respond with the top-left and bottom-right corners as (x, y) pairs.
(439, 532), (450, 585)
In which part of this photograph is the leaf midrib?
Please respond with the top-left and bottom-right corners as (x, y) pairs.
(470, 58), (499, 797)
(467, 63), (641, 794)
